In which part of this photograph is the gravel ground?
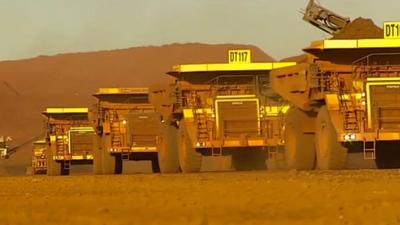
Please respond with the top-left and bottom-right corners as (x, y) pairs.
(1, 170), (400, 225)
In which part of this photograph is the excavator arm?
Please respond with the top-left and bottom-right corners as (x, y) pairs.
(302, 0), (350, 35)
(0, 134), (43, 159)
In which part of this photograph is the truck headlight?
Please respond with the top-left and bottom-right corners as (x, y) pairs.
(344, 134), (357, 141)
(195, 142), (205, 147)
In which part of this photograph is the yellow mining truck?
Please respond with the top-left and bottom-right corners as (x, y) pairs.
(43, 108), (96, 175)
(31, 140), (47, 175)
(93, 88), (160, 174)
(154, 50), (295, 173)
(272, 34), (400, 169)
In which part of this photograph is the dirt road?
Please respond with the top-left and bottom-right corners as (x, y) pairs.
(0, 170), (400, 225)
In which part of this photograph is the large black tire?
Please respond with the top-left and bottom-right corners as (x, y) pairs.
(102, 135), (118, 174)
(93, 136), (103, 174)
(114, 154), (123, 174)
(46, 144), (61, 176)
(284, 107), (316, 170)
(157, 123), (180, 173)
(178, 122), (202, 173)
(232, 150), (267, 171)
(375, 141), (400, 169)
(315, 106), (348, 170)
(151, 154), (161, 173)
(60, 161), (70, 176)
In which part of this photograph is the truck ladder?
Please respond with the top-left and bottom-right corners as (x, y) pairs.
(121, 152), (130, 160)
(343, 111), (359, 131)
(110, 122), (123, 148)
(267, 146), (278, 160)
(56, 136), (67, 159)
(337, 78), (360, 132)
(172, 86), (183, 109)
(363, 140), (376, 160)
(211, 148), (222, 157)
(63, 160), (71, 170)
(195, 111), (210, 143)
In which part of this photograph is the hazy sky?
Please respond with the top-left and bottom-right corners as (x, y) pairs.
(0, 0), (399, 61)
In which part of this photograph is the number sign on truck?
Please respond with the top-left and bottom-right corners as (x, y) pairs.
(384, 21), (400, 39)
(228, 50), (251, 64)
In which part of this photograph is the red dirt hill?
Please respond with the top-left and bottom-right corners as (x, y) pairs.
(0, 43), (274, 175)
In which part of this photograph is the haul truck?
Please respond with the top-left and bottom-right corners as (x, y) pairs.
(43, 108), (96, 175)
(154, 50), (295, 173)
(93, 88), (160, 174)
(272, 35), (400, 169)
(31, 140), (47, 174)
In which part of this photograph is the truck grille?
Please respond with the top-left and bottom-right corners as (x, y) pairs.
(127, 113), (159, 147)
(369, 85), (400, 131)
(69, 132), (95, 153)
(217, 99), (259, 138)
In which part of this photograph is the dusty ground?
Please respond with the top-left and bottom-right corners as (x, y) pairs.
(1, 170), (400, 225)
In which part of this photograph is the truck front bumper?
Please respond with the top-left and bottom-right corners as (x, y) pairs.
(339, 131), (400, 142)
(195, 138), (284, 149)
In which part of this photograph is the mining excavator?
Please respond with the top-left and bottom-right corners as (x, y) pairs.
(0, 136), (12, 159)
(0, 135), (42, 159)
(302, 0), (350, 35)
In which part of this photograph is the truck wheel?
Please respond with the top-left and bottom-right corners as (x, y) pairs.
(93, 136), (103, 174)
(232, 150), (267, 171)
(375, 142), (400, 169)
(60, 161), (70, 176)
(46, 144), (61, 176)
(315, 106), (347, 170)
(114, 154), (123, 174)
(151, 154), (161, 173)
(178, 122), (202, 173)
(102, 135), (117, 174)
(284, 107), (315, 170)
(157, 123), (180, 173)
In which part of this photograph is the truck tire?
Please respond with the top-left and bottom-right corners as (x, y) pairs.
(375, 142), (400, 169)
(151, 154), (161, 173)
(46, 144), (61, 176)
(315, 106), (347, 170)
(232, 150), (267, 171)
(114, 154), (123, 174)
(157, 123), (180, 173)
(93, 136), (103, 174)
(102, 135), (118, 174)
(60, 161), (70, 176)
(178, 122), (202, 173)
(284, 107), (315, 170)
